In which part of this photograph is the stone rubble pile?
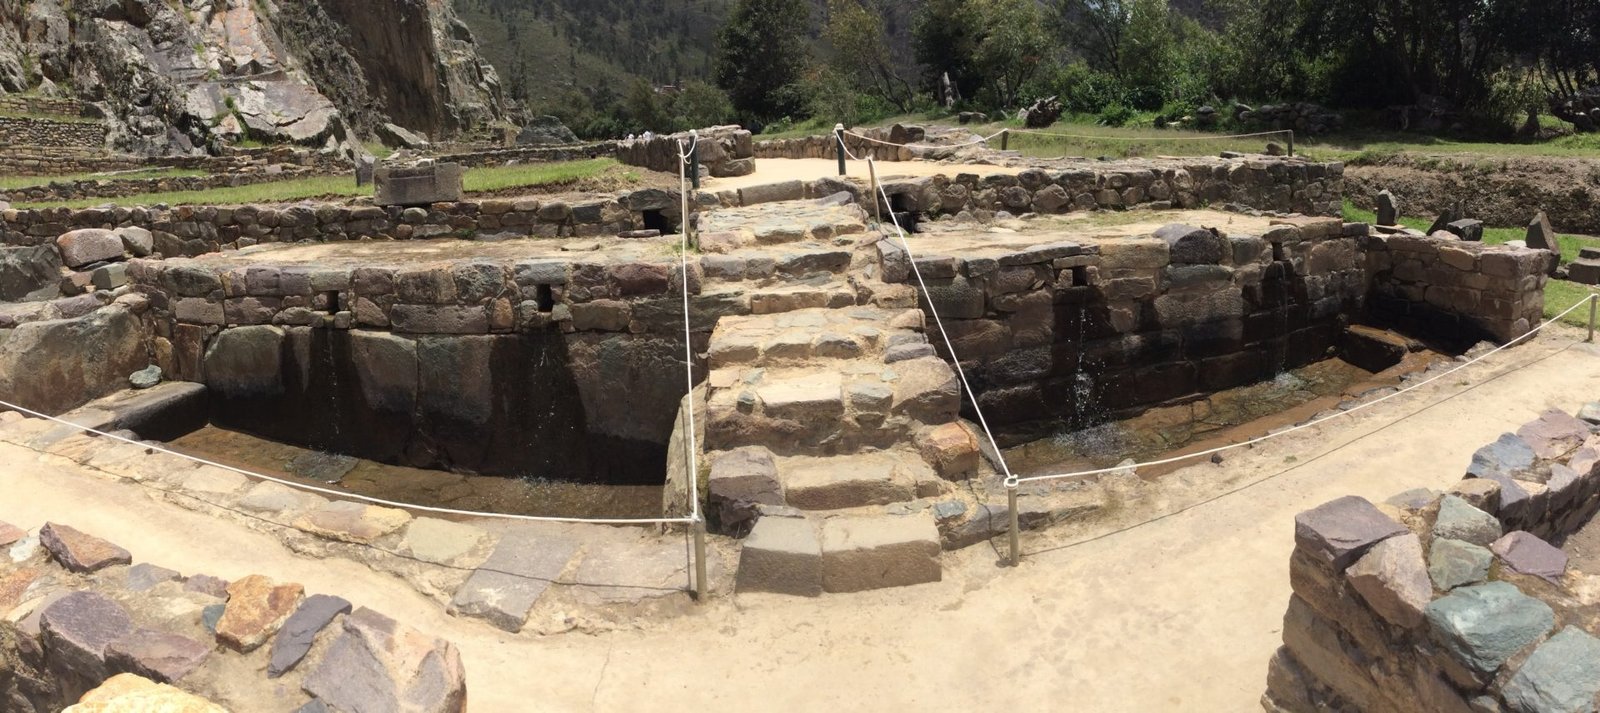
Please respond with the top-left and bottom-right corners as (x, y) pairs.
(0, 515), (467, 712)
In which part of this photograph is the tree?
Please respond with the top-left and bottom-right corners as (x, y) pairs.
(970, 0), (1053, 108)
(1056, 0), (1130, 79)
(913, 0), (983, 101)
(824, 0), (917, 112)
(668, 80), (735, 130)
(714, 0), (811, 120)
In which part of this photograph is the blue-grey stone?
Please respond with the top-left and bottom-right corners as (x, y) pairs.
(1386, 488), (1439, 511)
(1503, 627), (1600, 713)
(1468, 433), (1537, 479)
(295, 699), (331, 713)
(1434, 495), (1503, 547)
(268, 594), (352, 678)
(1294, 495), (1409, 570)
(1429, 538), (1493, 591)
(128, 365), (162, 390)
(201, 603), (225, 634)
(1425, 582), (1554, 675)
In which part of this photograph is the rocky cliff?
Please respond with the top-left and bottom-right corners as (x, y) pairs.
(0, 0), (510, 156)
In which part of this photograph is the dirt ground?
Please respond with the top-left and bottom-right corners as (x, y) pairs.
(4, 327), (1599, 712)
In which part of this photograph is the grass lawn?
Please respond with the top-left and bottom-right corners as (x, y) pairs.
(0, 168), (206, 191)
(12, 159), (625, 210)
(1343, 200), (1600, 326)
(774, 112), (1600, 163)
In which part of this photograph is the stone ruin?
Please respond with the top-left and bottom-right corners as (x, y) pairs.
(0, 130), (1579, 705)
(1266, 407), (1600, 712)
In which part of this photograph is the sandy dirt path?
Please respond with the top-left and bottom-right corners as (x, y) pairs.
(4, 329), (1598, 712)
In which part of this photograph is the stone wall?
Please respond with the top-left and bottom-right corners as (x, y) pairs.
(754, 126), (947, 162)
(888, 218), (1368, 443)
(1365, 232), (1555, 346)
(873, 158), (1344, 219)
(0, 145), (343, 180)
(615, 125), (755, 177)
(1, 189), (684, 251)
(127, 252), (728, 483)
(436, 142), (616, 169)
(0, 168), (329, 204)
(0, 116), (107, 148)
(1265, 408), (1600, 713)
(0, 95), (98, 118)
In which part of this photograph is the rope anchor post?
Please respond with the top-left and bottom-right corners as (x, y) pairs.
(688, 129), (700, 190)
(1287, 130), (1295, 158)
(1001, 129), (1009, 151)
(1589, 293), (1597, 343)
(1006, 478), (1021, 567)
(834, 124), (847, 176)
(693, 516), (709, 601)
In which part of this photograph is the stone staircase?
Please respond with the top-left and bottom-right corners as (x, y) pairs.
(689, 192), (986, 596)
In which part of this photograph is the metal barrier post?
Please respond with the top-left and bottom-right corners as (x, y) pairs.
(835, 124), (847, 176)
(1007, 480), (1021, 567)
(1001, 129), (1009, 151)
(1287, 130), (1295, 158)
(693, 516), (709, 600)
(688, 129), (700, 190)
(1588, 294), (1597, 343)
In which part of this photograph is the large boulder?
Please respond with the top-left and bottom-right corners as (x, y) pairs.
(0, 306), (149, 415)
(516, 115), (579, 145)
(0, 246), (63, 301)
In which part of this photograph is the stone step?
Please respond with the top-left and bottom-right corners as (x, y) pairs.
(703, 357), (960, 458)
(747, 280), (859, 315)
(777, 452), (937, 511)
(698, 197), (868, 252)
(699, 245), (855, 284)
(735, 511), (942, 596)
(706, 306), (927, 369)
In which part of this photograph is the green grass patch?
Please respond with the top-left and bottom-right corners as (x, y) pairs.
(1343, 200), (1600, 325)
(0, 168), (206, 191)
(13, 159), (623, 209)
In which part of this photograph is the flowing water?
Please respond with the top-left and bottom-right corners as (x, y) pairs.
(169, 426), (666, 518)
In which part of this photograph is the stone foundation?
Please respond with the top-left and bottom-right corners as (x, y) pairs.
(1265, 408), (1600, 712)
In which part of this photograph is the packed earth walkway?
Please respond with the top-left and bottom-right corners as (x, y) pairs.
(3, 326), (1596, 711)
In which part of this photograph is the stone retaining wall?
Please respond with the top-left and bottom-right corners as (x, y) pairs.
(0, 168), (329, 204)
(1366, 232), (1555, 345)
(436, 141), (616, 169)
(889, 218), (1368, 443)
(0, 95), (97, 117)
(0, 116), (107, 148)
(2, 189), (684, 252)
(875, 157), (1344, 218)
(754, 126), (939, 162)
(1265, 407), (1600, 713)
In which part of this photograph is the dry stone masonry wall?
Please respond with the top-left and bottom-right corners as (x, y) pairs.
(615, 125), (755, 178)
(0, 116), (106, 149)
(1265, 407), (1600, 713)
(1366, 233), (1555, 345)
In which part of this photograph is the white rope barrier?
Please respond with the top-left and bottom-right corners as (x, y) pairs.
(865, 156), (1015, 484)
(0, 396), (695, 526)
(1016, 294), (1599, 485)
